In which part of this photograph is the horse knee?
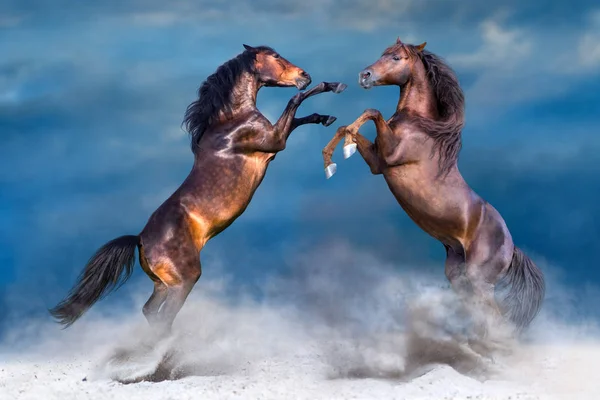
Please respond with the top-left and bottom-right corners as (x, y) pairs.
(289, 92), (302, 106)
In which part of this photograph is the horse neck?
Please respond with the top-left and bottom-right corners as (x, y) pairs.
(191, 71), (259, 165)
(396, 61), (438, 119)
(225, 71), (261, 118)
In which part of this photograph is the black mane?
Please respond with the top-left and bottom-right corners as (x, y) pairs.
(182, 46), (276, 153)
(402, 45), (465, 176)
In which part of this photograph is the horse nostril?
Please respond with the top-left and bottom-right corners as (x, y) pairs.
(361, 71), (371, 79)
(301, 71), (311, 79)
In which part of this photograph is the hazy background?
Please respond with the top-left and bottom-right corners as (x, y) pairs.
(1, 0), (599, 337)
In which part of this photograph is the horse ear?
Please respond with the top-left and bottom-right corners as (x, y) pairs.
(415, 42), (427, 52)
(396, 37), (402, 44)
(243, 44), (256, 52)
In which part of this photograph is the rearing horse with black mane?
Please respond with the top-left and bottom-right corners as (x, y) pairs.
(50, 44), (346, 335)
(322, 38), (545, 340)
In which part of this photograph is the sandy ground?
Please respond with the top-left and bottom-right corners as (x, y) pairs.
(2, 341), (600, 400)
(0, 358), (537, 400)
(2, 253), (599, 399)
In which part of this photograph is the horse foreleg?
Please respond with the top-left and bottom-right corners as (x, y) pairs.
(350, 133), (382, 175)
(290, 113), (337, 133)
(322, 109), (392, 179)
(273, 81), (346, 141)
(322, 126), (348, 179)
(322, 127), (382, 179)
(338, 111), (377, 160)
(344, 109), (401, 165)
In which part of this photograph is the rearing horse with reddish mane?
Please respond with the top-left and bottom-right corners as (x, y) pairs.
(50, 44), (346, 335)
(322, 38), (545, 339)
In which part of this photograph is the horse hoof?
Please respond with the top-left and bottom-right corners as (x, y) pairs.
(323, 116), (337, 127)
(343, 143), (357, 159)
(325, 163), (337, 179)
(333, 83), (347, 93)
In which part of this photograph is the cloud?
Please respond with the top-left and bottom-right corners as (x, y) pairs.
(447, 17), (549, 110)
(0, 14), (22, 27)
(436, 12), (600, 131)
(2, 0), (593, 33)
(578, 10), (600, 68)
(449, 18), (532, 69)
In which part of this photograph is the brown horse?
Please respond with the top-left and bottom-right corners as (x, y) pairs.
(50, 44), (346, 335)
(322, 38), (545, 339)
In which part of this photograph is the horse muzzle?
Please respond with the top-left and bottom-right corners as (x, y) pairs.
(358, 69), (374, 89)
(295, 71), (312, 90)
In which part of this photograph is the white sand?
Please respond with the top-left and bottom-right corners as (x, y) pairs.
(2, 251), (599, 400)
(2, 341), (600, 400)
(0, 359), (532, 400)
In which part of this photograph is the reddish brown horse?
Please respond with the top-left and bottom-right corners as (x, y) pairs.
(322, 38), (545, 339)
(50, 44), (346, 335)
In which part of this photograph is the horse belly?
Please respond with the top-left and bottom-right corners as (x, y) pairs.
(401, 202), (461, 242)
(184, 191), (254, 243)
(206, 165), (268, 235)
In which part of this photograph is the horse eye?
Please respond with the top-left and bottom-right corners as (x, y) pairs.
(393, 56), (400, 61)
(273, 54), (280, 59)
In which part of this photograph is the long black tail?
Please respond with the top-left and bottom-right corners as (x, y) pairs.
(49, 235), (140, 328)
(495, 246), (546, 332)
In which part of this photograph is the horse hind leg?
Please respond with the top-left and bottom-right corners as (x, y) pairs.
(463, 244), (519, 358)
(139, 241), (202, 336)
(142, 281), (168, 326)
(444, 245), (469, 293)
(444, 245), (477, 335)
(152, 256), (202, 336)
(445, 245), (513, 353)
(138, 245), (168, 325)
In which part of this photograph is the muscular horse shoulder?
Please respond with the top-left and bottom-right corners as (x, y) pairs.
(234, 110), (271, 132)
(387, 114), (417, 138)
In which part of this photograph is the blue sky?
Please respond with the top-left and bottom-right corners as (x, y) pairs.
(1, 0), (600, 333)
